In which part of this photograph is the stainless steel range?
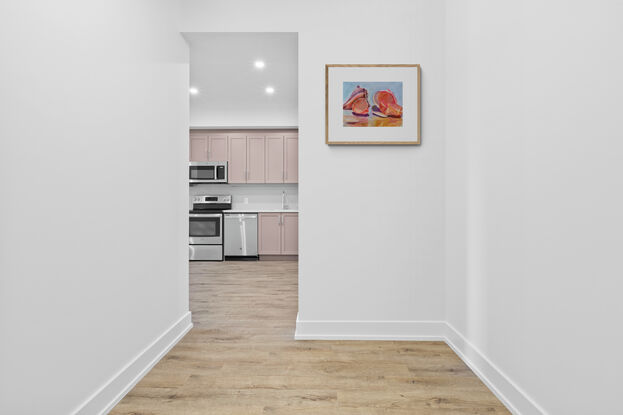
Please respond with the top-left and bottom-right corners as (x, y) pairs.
(189, 195), (231, 261)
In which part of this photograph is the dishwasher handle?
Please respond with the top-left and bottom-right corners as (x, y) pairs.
(225, 213), (258, 219)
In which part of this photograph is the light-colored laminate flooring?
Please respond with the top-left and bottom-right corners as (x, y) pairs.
(111, 260), (510, 414)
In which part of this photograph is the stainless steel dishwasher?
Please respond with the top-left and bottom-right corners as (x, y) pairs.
(224, 213), (258, 258)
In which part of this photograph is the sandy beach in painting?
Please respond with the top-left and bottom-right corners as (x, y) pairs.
(343, 111), (403, 127)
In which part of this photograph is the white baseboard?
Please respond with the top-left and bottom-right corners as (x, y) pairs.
(294, 314), (446, 340)
(295, 315), (545, 415)
(444, 323), (547, 415)
(72, 312), (193, 415)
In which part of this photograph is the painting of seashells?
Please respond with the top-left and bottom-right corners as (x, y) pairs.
(326, 64), (420, 144)
(342, 82), (403, 127)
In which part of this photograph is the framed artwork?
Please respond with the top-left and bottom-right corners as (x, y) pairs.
(325, 64), (421, 145)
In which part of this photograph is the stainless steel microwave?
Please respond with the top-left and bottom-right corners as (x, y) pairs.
(189, 161), (228, 184)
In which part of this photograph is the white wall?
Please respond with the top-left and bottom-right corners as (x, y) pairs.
(180, 0), (447, 335)
(445, 1), (623, 413)
(0, 1), (190, 414)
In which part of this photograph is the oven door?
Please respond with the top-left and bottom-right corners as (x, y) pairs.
(189, 213), (223, 244)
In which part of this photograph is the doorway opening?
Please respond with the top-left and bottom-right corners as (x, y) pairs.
(183, 32), (299, 335)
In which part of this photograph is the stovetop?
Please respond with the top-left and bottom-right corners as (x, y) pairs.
(191, 195), (232, 213)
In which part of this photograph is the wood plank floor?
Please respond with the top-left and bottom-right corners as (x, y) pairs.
(110, 261), (510, 414)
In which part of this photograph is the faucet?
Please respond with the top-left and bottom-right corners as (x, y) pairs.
(282, 190), (289, 210)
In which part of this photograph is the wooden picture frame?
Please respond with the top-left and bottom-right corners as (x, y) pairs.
(325, 64), (421, 145)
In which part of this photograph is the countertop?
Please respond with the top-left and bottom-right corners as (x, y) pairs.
(224, 207), (298, 213)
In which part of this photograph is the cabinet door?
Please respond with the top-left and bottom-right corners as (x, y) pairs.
(208, 134), (228, 162)
(281, 213), (298, 255)
(265, 135), (284, 183)
(190, 133), (208, 161)
(258, 213), (281, 254)
(284, 134), (298, 183)
(246, 136), (266, 183)
(228, 135), (247, 183)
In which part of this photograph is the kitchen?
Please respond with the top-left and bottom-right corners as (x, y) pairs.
(185, 33), (298, 262)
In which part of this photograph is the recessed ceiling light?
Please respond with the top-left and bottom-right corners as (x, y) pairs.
(265, 86), (275, 95)
(254, 60), (266, 69)
(189, 87), (199, 95)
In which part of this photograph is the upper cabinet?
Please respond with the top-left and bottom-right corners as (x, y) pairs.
(246, 136), (266, 183)
(228, 134), (247, 183)
(190, 133), (208, 161)
(208, 134), (228, 162)
(265, 135), (285, 183)
(284, 134), (298, 183)
(189, 130), (298, 184)
(264, 133), (298, 184)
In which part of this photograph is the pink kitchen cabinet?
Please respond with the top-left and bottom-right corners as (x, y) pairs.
(228, 135), (247, 183)
(190, 133), (208, 161)
(284, 134), (298, 183)
(258, 213), (282, 254)
(246, 136), (266, 183)
(208, 134), (228, 162)
(281, 213), (299, 255)
(190, 130), (297, 183)
(265, 135), (285, 183)
(258, 212), (298, 256)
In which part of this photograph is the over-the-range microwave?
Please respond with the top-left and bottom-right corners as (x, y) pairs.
(189, 161), (228, 184)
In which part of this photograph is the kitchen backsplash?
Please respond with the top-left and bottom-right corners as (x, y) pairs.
(189, 183), (298, 210)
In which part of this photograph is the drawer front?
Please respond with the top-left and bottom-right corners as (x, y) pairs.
(189, 244), (223, 261)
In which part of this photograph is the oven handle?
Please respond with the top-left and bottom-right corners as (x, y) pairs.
(189, 213), (223, 218)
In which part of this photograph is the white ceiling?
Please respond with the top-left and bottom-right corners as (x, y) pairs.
(183, 32), (298, 127)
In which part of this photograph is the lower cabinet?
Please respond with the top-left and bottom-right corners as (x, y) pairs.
(258, 212), (298, 256)
(258, 213), (281, 254)
(281, 213), (299, 255)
